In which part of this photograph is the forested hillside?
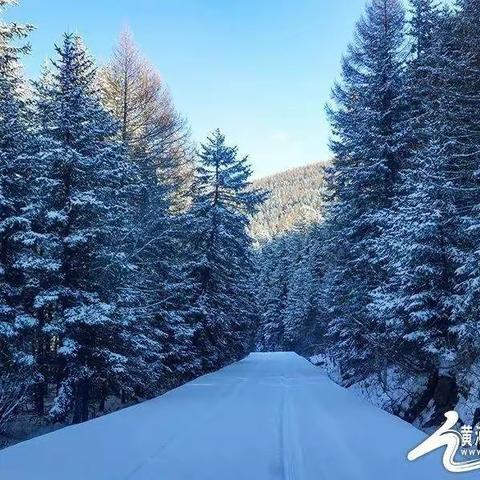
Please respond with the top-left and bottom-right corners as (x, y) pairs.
(249, 163), (326, 242)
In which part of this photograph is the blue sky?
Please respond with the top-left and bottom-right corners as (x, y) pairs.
(7, 0), (367, 178)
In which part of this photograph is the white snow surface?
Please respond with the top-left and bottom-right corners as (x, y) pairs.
(0, 352), (467, 479)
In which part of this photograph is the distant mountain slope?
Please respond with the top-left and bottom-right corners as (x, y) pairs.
(250, 162), (327, 242)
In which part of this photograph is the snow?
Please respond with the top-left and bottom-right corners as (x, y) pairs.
(0, 352), (470, 479)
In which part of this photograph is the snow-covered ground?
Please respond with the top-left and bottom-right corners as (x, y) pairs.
(0, 352), (466, 479)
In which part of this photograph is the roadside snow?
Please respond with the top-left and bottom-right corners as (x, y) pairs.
(0, 352), (468, 479)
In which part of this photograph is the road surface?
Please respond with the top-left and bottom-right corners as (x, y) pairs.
(0, 352), (459, 479)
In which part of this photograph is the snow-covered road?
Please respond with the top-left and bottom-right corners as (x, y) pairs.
(0, 352), (462, 479)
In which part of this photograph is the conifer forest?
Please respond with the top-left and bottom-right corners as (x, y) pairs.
(2, 0), (480, 458)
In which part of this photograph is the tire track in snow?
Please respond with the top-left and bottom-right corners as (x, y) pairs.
(280, 385), (296, 480)
(278, 374), (308, 480)
(123, 375), (249, 480)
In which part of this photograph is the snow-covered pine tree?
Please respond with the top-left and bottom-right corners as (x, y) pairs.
(0, 0), (35, 416)
(31, 33), (145, 423)
(368, 0), (458, 388)
(183, 130), (265, 370)
(123, 173), (197, 393)
(443, 0), (480, 413)
(324, 0), (406, 382)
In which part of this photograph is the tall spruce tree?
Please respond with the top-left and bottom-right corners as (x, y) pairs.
(439, 0), (480, 418)
(324, 0), (406, 382)
(449, 0), (480, 366)
(183, 130), (264, 369)
(369, 0), (453, 392)
(31, 34), (144, 423)
(0, 0), (35, 415)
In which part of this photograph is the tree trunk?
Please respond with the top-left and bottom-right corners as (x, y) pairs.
(34, 382), (45, 416)
(403, 370), (438, 423)
(81, 378), (90, 422)
(72, 383), (81, 424)
(423, 371), (458, 428)
(72, 378), (90, 424)
(99, 381), (107, 412)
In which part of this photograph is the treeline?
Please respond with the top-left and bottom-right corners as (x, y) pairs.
(255, 228), (324, 353)
(0, 0), (263, 436)
(257, 0), (480, 428)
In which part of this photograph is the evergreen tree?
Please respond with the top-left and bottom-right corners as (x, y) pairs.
(183, 130), (264, 369)
(420, 1), (480, 419)
(324, 0), (406, 381)
(448, 0), (480, 370)
(369, 0), (453, 387)
(31, 34), (142, 423)
(0, 0), (35, 413)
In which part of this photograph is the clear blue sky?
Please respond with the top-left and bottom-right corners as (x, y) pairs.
(7, 0), (367, 178)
